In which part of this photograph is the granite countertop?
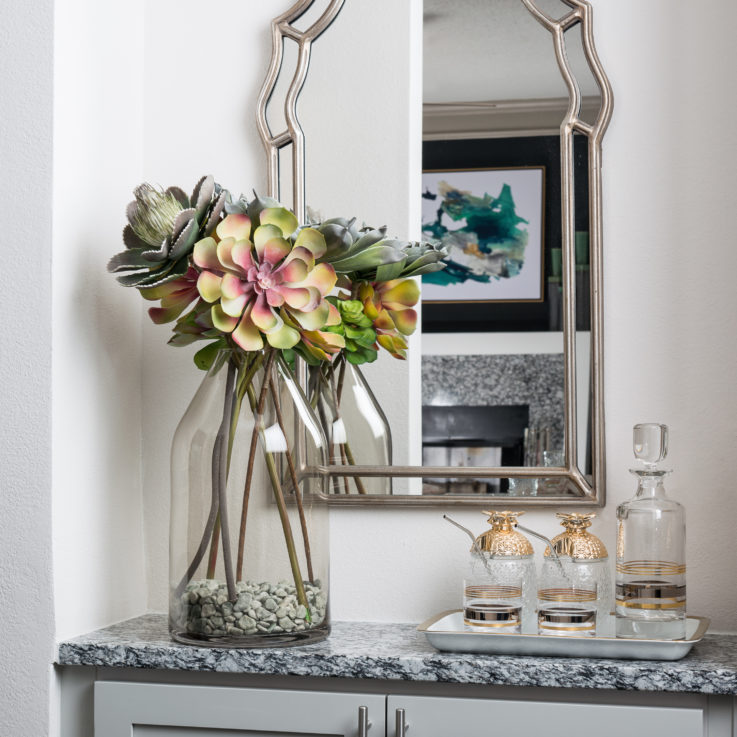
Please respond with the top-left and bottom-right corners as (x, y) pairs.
(56, 613), (737, 695)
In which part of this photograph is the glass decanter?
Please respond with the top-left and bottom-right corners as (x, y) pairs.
(615, 423), (686, 639)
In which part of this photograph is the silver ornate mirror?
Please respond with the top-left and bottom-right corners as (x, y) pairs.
(257, 0), (612, 506)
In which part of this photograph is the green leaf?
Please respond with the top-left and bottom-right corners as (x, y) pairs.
(194, 339), (227, 371)
(167, 217), (199, 261)
(168, 333), (201, 347)
(403, 262), (446, 277)
(345, 325), (376, 346)
(352, 313), (373, 329)
(107, 248), (152, 273)
(330, 245), (405, 273)
(293, 344), (322, 366)
(346, 346), (377, 365)
(401, 253), (448, 278)
(339, 229), (388, 258)
(281, 348), (296, 372)
(375, 259), (406, 282)
(117, 256), (188, 288)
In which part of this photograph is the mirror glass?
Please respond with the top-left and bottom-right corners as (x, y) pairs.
(280, 0), (607, 503)
(418, 0), (601, 499)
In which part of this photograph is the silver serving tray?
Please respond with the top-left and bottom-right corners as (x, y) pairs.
(418, 610), (709, 661)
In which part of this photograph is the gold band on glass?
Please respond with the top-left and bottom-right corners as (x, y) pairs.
(616, 561), (686, 576)
(465, 585), (523, 599)
(538, 588), (597, 602)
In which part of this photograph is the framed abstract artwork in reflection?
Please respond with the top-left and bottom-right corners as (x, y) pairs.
(422, 166), (545, 303)
(421, 136), (589, 333)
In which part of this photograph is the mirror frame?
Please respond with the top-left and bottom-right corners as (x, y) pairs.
(256, 0), (613, 507)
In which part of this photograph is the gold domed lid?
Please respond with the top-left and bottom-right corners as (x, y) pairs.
(473, 511), (533, 558)
(544, 513), (608, 560)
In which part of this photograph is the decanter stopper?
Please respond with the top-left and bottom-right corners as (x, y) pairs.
(633, 423), (668, 467)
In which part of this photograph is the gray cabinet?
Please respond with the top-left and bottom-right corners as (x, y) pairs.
(95, 682), (385, 737)
(386, 694), (706, 737)
(92, 680), (728, 737)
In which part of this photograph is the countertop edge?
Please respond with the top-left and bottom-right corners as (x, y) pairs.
(55, 614), (737, 696)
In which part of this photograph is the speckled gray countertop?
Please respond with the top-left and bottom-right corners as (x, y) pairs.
(56, 614), (737, 695)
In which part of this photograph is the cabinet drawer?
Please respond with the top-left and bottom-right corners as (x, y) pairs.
(387, 694), (705, 737)
(95, 681), (386, 737)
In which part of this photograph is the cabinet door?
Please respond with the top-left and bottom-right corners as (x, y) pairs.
(387, 694), (705, 737)
(95, 682), (385, 737)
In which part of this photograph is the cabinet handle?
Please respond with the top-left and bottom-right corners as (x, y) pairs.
(358, 705), (371, 737)
(395, 707), (408, 736)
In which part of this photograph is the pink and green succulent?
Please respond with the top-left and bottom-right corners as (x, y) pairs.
(192, 209), (338, 352)
(359, 278), (420, 360)
(109, 177), (444, 372)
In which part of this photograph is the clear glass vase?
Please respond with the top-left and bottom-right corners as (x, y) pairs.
(169, 349), (330, 647)
(308, 357), (392, 495)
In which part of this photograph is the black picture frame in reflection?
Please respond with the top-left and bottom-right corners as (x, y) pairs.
(422, 134), (590, 333)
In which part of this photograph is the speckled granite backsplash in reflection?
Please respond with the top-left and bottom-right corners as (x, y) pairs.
(422, 354), (565, 450)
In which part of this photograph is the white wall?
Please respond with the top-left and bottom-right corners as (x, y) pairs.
(0, 4), (55, 735)
(592, 0), (737, 631)
(141, 0), (295, 610)
(52, 0), (148, 643)
(137, 0), (737, 632)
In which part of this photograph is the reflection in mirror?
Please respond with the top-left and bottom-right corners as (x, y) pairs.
(419, 0), (601, 497)
(278, 0), (611, 504)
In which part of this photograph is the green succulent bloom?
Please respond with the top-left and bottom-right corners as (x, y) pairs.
(336, 299), (370, 326)
(325, 296), (378, 365)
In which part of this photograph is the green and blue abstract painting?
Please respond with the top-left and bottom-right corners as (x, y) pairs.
(421, 168), (544, 302)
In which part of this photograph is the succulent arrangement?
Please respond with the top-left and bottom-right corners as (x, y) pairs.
(109, 175), (445, 617)
(109, 176), (445, 371)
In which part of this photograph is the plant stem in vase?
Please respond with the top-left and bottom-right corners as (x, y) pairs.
(310, 357), (392, 495)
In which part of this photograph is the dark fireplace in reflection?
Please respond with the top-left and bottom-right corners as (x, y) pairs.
(422, 405), (529, 495)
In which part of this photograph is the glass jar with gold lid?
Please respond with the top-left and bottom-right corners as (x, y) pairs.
(541, 513), (612, 616)
(463, 511), (537, 631)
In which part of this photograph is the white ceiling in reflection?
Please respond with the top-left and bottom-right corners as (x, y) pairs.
(423, 0), (601, 103)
